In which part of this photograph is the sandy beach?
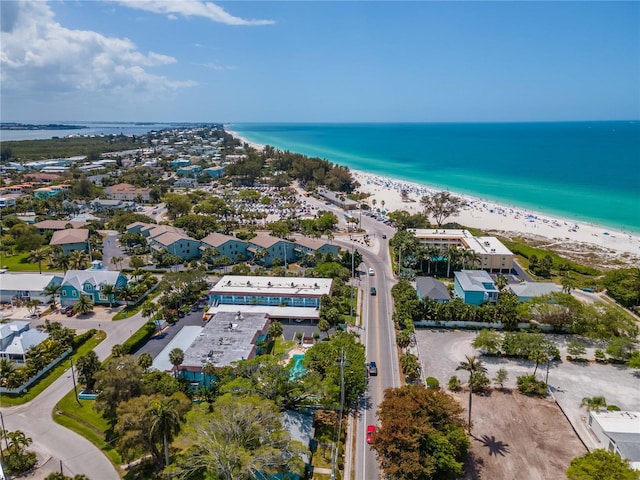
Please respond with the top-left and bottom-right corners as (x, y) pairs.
(229, 129), (640, 263)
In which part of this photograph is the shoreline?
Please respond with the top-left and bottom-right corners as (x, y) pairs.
(227, 128), (640, 258)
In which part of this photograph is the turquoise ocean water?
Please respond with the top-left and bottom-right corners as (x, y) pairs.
(228, 122), (640, 234)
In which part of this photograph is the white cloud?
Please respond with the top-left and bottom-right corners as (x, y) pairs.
(114, 0), (274, 26)
(0, 1), (196, 102)
(201, 62), (236, 71)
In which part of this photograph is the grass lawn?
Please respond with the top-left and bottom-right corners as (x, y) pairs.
(1, 331), (106, 407)
(54, 391), (122, 466)
(112, 304), (142, 321)
(0, 251), (56, 273)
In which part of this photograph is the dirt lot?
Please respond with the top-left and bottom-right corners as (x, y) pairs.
(455, 389), (587, 480)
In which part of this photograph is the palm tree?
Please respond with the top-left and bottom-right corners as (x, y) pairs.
(141, 301), (160, 322)
(580, 396), (607, 412)
(456, 354), (487, 433)
(399, 352), (421, 380)
(110, 256), (123, 270)
(318, 318), (331, 338)
(100, 283), (117, 307)
(0, 358), (16, 387)
(43, 282), (62, 308)
(148, 397), (183, 467)
(28, 247), (50, 274)
(137, 352), (153, 372)
(396, 330), (412, 351)
(70, 250), (89, 270)
(6, 429), (33, 454)
(446, 246), (459, 278)
(462, 249), (481, 270)
(495, 274), (509, 291)
(72, 295), (94, 316)
(111, 344), (125, 357)
(53, 252), (71, 272)
(169, 348), (184, 378)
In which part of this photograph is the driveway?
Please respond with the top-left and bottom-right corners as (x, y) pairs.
(414, 329), (640, 450)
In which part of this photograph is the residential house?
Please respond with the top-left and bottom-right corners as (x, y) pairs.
(36, 219), (88, 233)
(0, 196), (17, 208)
(200, 232), (249, 263)
(203, 166), (225, 178)
(49, 228), (89, 255)
(59, 262), (128, 307)
(170, 158), (191, 168)
(292, 235), (340, 259)
(0, 272), (63, 304)
(141, 225), (201, 261)
(509, 281), (561, 302)
(104, 183), (151, 202)
(0, 321), (49, 364)
(248, 233), (298, 267)
(207, 275), (332, 322)
(453, 270), (499, 306)
(90, 199), (136, 212)
(176, 165), (202, 177)
(415, 277), (451, 303)
(588, 410), (640, 470)
(33, 184), (70, 200)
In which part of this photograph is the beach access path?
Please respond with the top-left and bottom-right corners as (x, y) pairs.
(2, 313), (148, 480)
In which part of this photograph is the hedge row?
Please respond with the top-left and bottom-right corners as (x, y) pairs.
(122, 322), (157, 355)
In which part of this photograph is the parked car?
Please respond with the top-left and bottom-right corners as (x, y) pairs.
(368, 361), (378, 376)
(366, 425), (376, 444)
(66, 309), (75, 317)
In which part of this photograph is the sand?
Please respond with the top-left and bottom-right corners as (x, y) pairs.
(229, 129), (640, 262)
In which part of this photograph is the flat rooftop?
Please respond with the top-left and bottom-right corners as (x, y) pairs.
(410, 229), (512, 256)
(183, 311), (269, 368)
(210, 275), (332, 297)
(151, 325), (204, 372)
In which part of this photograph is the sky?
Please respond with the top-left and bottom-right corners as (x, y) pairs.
(1, 0), (639, 123)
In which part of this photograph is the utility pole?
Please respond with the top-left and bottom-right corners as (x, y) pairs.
(70, 358), (81, 405)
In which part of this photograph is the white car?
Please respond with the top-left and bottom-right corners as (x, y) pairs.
(368, 268), (375, 276)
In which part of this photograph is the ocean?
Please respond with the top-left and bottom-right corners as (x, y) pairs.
(228, 122), (640, 234)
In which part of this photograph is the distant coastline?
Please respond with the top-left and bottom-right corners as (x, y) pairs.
(227, 122), (640, 235)
(0, 122), (86, 131)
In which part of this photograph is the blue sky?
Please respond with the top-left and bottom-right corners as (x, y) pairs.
(1, 1), (638, 123)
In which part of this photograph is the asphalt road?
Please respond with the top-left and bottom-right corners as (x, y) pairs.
(333, 212), (399, 480)
(2, 314), (148, 480)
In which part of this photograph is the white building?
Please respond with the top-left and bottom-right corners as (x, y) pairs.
(0, 272), (63, 304)
(588, 410), (640, 470)
(410, 229), (514, 272)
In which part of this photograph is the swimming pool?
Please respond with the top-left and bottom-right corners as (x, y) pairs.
(289, 354), (307, 380)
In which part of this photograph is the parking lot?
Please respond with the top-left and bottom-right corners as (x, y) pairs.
(414, 329), (640, 477)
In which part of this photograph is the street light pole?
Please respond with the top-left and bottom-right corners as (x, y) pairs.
(0, 409), (9, 452)
(70, 358), (81, 405)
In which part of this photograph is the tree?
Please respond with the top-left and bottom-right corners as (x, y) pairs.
(138, 352), (153, 371)
(169, 348), (184, 377)
(28, 247), (50, 274)
(115, 392), (191, 468)
(43, 282), (62, 307)
(396, 329), (412, 350)
(168, 395), (307, 480)
(110, 255), (123, 270)
(495, 274), (509, 291)
(72, 295), (94, 316)
(605, 337), (637, 362)
(561, 272), (577, 294)
(141, 301), (159, 322)
(567, 339), (587, 360)
(493, 368), (509, 390)
(69, 250), (89, 270)
(318, 318), (331, 338)
(566, 449), (640, 480)
(372, 385), (469, 480)
(400, 352), (421, 380)
(420, 191), (466, 227)
(100, 283), (117, 307)
(580, 396), (607, 412)
(456, 354), (487, 433)
(76, 350), (101, 391)
(148, 396), (185, 467)
(163, 193), (192, 219)
(94, 355), (144, 424)
(0, 358), (16, 387)
(472, 329), (503, 355)
(268, 321), (283, 343)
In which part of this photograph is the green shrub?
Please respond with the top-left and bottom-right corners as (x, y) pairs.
(122, 322), (156, 354)
(516, 374), (548, 397)
(4, 450), (37, 475)
(426, 377), (440, 389)
(448, 375), (462, 392)
(71, 329), (96, 349)
(606, 405), (621, 411)
(470, 371), (491, 394)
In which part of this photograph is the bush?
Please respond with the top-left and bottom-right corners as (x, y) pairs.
(425, 377), (440, 389)
(121, 322), (156, 355)
(448, 375), (462, 392)
(4, 450), (37, 475)
(517, 374), (548, 397)
(470, 371), (491, 394)
(607, 404), (621, 411)
(595, 349), (607, 363)
(71, 329), (96, 349)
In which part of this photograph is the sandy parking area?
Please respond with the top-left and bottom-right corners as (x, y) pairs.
(415, 329), (640, 477)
